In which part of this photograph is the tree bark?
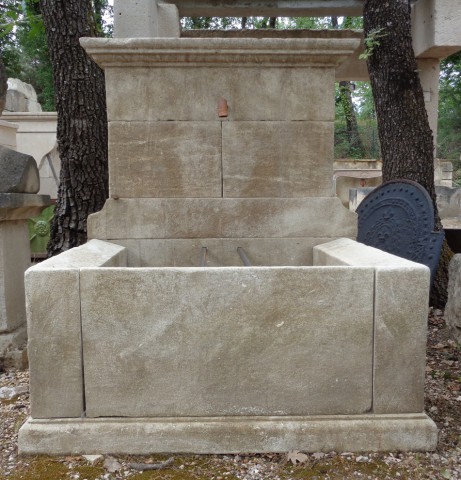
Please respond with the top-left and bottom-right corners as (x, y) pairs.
(363, 0), (451, 307)
(40, 0), (108, 256)
(338, 81), (366, 158)
(332, 16), (365, 158)
(364, 0), (437, 211)
(0, 55), (7, 114)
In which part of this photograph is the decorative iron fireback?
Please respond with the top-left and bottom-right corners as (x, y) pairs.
(357, 179), (445, 286)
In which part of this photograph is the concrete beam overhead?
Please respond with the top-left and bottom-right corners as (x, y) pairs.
(165, 0), (423, 17)
(170, 0), (365, 17)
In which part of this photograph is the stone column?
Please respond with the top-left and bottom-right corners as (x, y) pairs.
(0, 146), (50, 369)
(113, 0), (179, 38)
(417, 58), (441, 154)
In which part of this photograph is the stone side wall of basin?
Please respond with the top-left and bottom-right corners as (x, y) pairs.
(19, 238), (437, 453)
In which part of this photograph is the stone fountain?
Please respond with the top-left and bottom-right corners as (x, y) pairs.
(18, 3), (437, 454)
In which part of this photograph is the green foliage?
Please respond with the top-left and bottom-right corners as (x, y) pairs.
(284, 16), (330, 29)
(334, 82), (380, 159)
(353, 82), (376, 120)
(181, 16), (285, 29)
(0, 0), (55, 109)
(0, 0), (22, 77)
(181, 17), (241, 29)
(359, 27), (387, 60)
(438, 51), (461, 178)
(284, 16), (362, 29)
(342, 16), (363, 29)
(334, 119), (380, 159)
(180, 15), (363, 31)
(93, 0), (113, 37)
(0, 0), (113, 111)
(16, 1), (55, 110)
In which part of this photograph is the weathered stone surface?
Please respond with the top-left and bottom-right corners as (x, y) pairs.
(88, 198), (357, 240)
(82, 37), (361, 71)
(113, 237), (337, 267)
(105, 67), (334, 122)
(314, 238), (430, 413)
(0, 146), (40, 193)
(446, 254), (461, 345)
(434, 159), (453, 187)
(0, 193), (51, 220)
(109, 122), (222, 198)
(417, 59), (440, 146)
(349, 187), (375, 211)
(0, 112), (58, 198)
(223, 122), (334, 197)
(5, 78), (42, 113)
(26, 268), (84, 419)
(5, 90), (28, 113)
(114, 0), (365, 24)
(30, 238), (128, 270)
(19, 414), (438, 454)
(113, 0), (179, 38)
(373, 266), (429, 413)
(412, 0), (461, 58)
(157, 4), (180, 37)
(81, 266), (374, 417)
(436, 186), (461, 220)
(0, 119), (18, 150)
(26, 240), (127, 418)
(0, 222), (30, 333)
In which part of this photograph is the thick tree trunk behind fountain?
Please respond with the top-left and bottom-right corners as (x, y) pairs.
(40, 0), (108, 255)
(363, 0), (452, 307)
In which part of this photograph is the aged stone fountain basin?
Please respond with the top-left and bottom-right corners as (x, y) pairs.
(19, 34), (437, 453)
(19, 237), (437, 453)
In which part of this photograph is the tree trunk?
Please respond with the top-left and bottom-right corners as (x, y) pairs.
(332, 17), (365, 158)
(363, 0), (451, 307)
(0, 56), (6, 114)
(338, 81), (366, 158)
(40, 0), (108, 256)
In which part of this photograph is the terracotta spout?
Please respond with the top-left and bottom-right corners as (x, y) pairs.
(218, 98), (228, 118)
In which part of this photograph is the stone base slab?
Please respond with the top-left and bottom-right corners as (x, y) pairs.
(19, 414), (437, 455)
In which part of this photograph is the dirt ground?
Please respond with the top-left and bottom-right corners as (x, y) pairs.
(1, 309), (460, 480)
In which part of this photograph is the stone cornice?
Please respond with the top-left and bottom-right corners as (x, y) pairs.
(2, 112), (58, 122)
(81, 37), (361, 68)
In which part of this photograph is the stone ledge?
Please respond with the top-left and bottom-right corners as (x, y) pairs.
(0, 193), (50, 221)
(19, 414), (438, 455)
(88, 198), (358, 240)
(81, 37), (361, 69)
(28, 239), (127, 271)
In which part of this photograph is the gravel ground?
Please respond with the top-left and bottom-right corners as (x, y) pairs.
(1, 309), (460, 480)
